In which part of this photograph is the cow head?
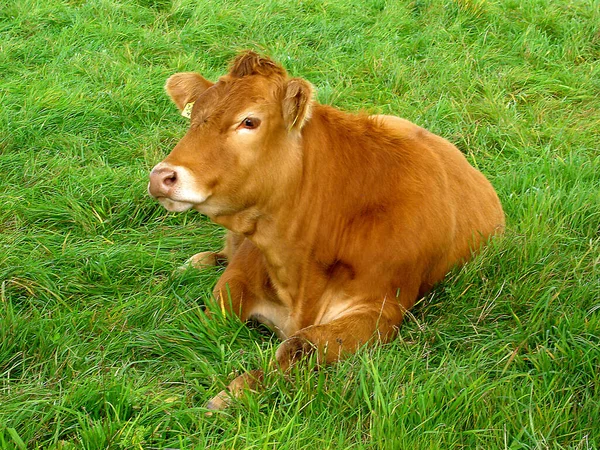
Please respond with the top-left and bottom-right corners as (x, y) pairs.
(148, 51), (313, 216)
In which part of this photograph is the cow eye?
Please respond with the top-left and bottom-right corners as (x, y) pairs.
(241, 117), (261, 129)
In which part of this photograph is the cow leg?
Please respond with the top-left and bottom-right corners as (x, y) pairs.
(204, 240), (276, 412)
(205, 297), (406, 412)
(206, 370), (264, 412)
(182, 231), (245, 269)
(204, 237), (269, 320)
(275, 298), (405, 371)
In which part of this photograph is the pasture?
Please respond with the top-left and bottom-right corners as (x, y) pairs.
(1, 0), (598, 448)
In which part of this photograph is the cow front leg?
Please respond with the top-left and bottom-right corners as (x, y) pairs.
(275, 299), (405, 371)
(206, 370), (264, 412)
(204, 298), (405, 412)
(206, 238), (270, 320)
(181, 231), (245, 270)
(204, 240), (275, 412)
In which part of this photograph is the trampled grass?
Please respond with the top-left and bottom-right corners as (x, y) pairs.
(1, 0), (598, 448)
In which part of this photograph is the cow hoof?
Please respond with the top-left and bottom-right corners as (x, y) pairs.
(275, 336), (315, 371)
(179, 251), (218, 271)
(205, 389), (231, 415)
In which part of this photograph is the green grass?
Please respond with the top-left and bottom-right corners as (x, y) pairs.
(1, 0), (598, 448)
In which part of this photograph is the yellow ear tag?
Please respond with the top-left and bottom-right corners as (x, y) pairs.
(181, 102), (194, 119)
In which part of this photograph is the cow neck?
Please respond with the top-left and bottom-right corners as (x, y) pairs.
(248, 106), (358, 294)
(209, 165), (305, 302)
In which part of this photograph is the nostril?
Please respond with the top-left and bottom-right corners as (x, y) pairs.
(163, 172), (177, 187)
(149, 165), (178, 198)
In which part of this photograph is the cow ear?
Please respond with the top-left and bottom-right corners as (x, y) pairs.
(282, 78), (313, 131)
(164, 72), (214, 112)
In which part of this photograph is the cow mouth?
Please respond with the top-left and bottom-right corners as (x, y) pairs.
(156, 197), (195, 212)
(148, 180), (212, 213)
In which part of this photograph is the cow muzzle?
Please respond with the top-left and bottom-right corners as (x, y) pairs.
(148, 162), (210, 212)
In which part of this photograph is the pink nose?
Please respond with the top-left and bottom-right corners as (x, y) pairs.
(148, 165), (178, 198)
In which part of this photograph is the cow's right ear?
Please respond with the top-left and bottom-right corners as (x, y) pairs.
(164, 72), (214, 112)
(282, 78), (313, 131)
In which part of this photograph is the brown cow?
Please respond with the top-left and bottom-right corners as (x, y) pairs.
(148, 51), (505, 410)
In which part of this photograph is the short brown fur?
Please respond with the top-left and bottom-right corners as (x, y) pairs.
(148, 51), (505, 410)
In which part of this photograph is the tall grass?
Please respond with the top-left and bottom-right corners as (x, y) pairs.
(1, 0), (598, 448)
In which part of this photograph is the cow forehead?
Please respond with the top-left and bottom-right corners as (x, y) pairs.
(190, 75), (283, 127)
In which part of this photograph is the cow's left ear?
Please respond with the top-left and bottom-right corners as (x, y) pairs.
(282, 78), (313, 131)
(165, 72), (214, 112)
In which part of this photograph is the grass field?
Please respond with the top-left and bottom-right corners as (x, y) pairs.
(1, 0), (599, 448)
